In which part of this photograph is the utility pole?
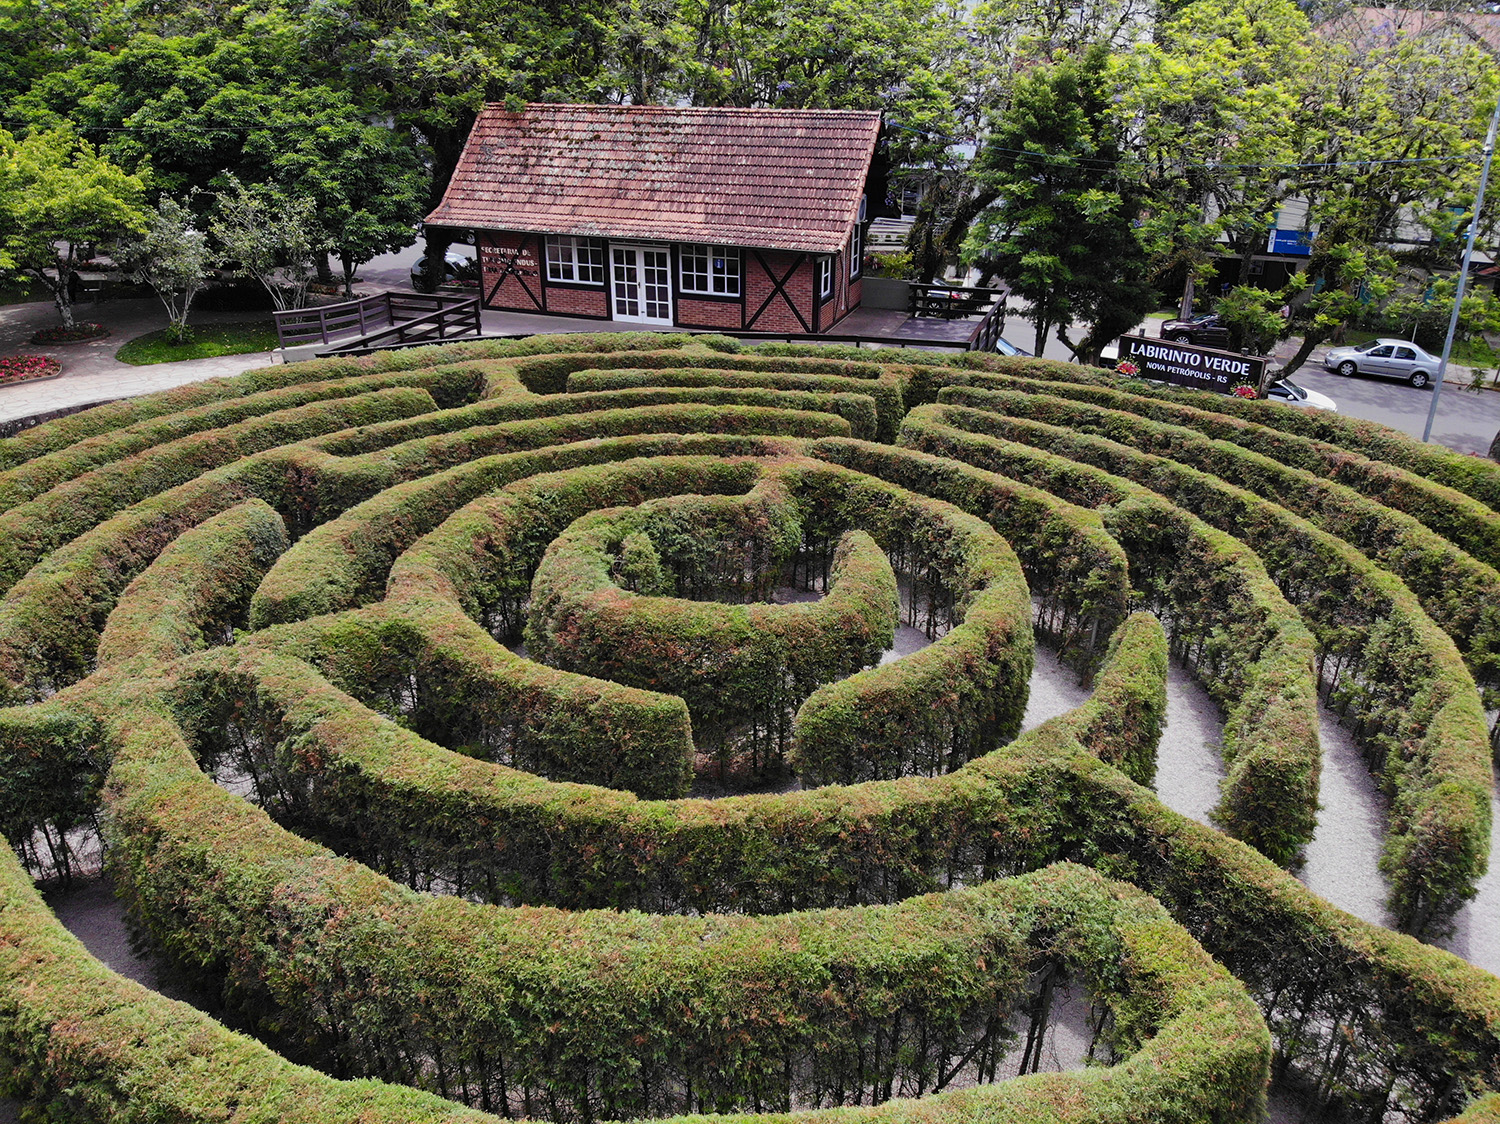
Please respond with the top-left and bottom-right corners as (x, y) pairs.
(1424, 94), (1500, 443)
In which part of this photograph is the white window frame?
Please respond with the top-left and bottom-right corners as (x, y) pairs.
(545, 235), (605, 285)
(818, 257), (833, 300)
(850, 195), (867, 280)
(679, 244), (741, 296)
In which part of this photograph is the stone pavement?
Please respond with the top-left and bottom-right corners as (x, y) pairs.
(0, 297), (279, 427)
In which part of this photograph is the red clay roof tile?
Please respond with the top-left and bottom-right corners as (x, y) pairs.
(425, 103), (882, 255)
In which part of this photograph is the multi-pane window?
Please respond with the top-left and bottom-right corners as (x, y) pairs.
(818, 257), (833, 300)
(545, 236), (605, 284)
(850, 195), (867, 279)
(679, 244), (741, 296)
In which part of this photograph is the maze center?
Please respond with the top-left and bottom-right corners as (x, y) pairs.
(0, 332), (1496, 1124)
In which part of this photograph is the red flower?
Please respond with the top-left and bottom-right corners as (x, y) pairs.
(0, 354), (62, 383)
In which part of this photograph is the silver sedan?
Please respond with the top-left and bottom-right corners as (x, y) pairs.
(1322, 338), (1439, 388)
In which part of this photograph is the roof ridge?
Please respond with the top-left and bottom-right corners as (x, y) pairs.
(483, 102), (881, 119)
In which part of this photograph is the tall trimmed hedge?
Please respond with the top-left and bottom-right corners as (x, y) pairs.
(0, 333), (1494, 1124)
(931, 366), (1500, 570)
(805, 439), (1127, 673)
(96, 499), (288, 668)
(0, 367), (480, 516)
(936, 383), (1500, 700)
(789, 491), (1032, 785)
(0, 701), (102, 884)
(0, 822), (1269, 1124)
(232, 603), (696, 801)
(529, 497), (898, 761)
(863, 413), (1321, 868)
(99, 666), (1270, 1122)
(251, 436), (792, 627)
(904, 400), (1492, 927)
(101, 623), (1494, 1123)
(0, 386), (436, 594)
(563, 364), (906, 442)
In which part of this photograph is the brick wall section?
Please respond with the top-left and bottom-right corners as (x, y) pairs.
(677, 298), (743, 330)
(479, 230), (861, 332)
(746, 250), (816, 333)
(823, 248), (862, 330)
(546, 286), (609, 318)
(812, 247), (864, 332)
(480, 230), (545, 312)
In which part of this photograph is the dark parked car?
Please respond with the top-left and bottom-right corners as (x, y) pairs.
(410, 249), (478, 289)
(1160, 313), (1231, 348)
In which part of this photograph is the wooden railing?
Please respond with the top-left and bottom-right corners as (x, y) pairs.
(272, 291), (481, 350)
(315, 298), (483, 356)
(907, 284), (1004, 320)
(966, 304), (1007, 353)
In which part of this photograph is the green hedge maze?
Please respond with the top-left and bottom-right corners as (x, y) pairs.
(0, 333), (1497, 1124)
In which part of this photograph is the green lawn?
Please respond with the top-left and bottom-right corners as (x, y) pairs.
(115, 320), (279, 365)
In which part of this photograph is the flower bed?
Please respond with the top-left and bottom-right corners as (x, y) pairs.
(0, 355), (62, 384)
(29, 323), (108, 345)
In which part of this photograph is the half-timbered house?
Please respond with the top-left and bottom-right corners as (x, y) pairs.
(423, 103), (881, 334)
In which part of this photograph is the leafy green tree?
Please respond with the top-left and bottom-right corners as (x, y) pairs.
(0, 127), (148, 328)
(208, 176), (324, 311)
(1120, 0), (1317, 316)
(252, 92), (426, 297)
(1276, 23), (1498, 374)
(16, 32), (272, 197)
(1214, 284), (1288, 364)
(963, 45), (1155, 362)
(1378, 274), (1500, 352)
(0, 0), (126, 107)
(116, 196), (212, 344)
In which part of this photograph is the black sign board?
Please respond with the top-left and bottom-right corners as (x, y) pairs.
(1114, 334), (1266, 394)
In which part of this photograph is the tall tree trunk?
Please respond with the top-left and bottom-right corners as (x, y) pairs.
(52, 278), (76, 329)
(1178, 273), (1195, 320)
(1278, 331), (1325, 378)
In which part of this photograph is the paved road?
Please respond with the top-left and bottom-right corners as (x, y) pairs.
(1286, 363), (1500, 457)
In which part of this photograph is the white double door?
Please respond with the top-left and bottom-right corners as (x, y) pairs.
(611, 244), (673, 324)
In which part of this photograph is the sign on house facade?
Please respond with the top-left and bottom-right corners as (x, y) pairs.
(424, 103), (882, 334)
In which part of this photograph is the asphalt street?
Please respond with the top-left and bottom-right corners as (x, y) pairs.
(1287, 363), (1500, 456)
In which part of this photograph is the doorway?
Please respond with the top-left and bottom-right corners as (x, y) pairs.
(611, 245), (673, 324)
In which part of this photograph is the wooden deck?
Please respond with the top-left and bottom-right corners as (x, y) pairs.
(284, 288), (1013, 358)
(470, 304), (1004, 353)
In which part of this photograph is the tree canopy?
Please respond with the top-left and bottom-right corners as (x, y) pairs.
(0, 0), (1495, 353)
(963, 45), (1155, 362)
(0, 127), (149, 326)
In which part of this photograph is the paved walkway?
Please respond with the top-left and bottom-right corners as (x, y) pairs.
(0, 297), (279, 426)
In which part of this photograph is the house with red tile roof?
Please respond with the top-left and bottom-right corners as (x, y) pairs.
(424, 103), (882, 333)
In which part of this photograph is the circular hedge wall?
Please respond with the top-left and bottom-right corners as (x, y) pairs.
(0, 332), (1496, 1124)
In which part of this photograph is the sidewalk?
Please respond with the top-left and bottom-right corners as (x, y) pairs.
(0, 297), (277, 427)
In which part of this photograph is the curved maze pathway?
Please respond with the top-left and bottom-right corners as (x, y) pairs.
(0, 334), (1496, 1123)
